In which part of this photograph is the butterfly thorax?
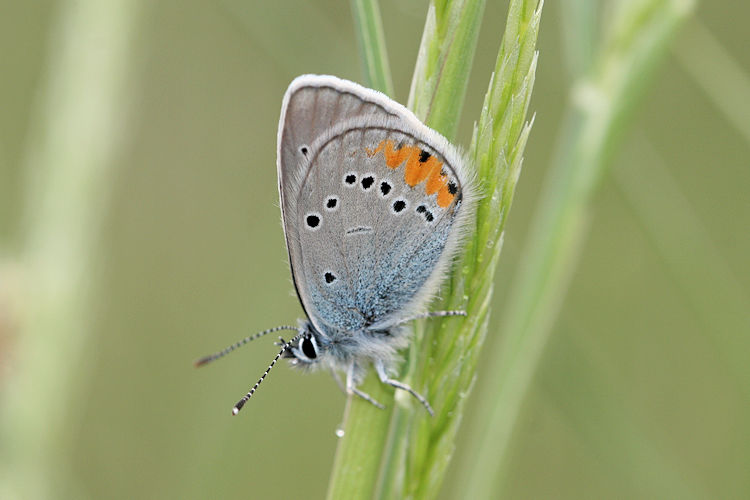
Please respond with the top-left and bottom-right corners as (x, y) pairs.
(284, 318), (408, 378)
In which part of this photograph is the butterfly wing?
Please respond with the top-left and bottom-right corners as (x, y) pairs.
(290, 119), (473, 334)
(278, 75), (404, 240)
(278, 75), (403, 319)
(277, 76), (473, 334)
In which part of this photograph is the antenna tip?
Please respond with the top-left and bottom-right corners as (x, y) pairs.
(194, 356), (212, 368)
(233, 398), (248, 415)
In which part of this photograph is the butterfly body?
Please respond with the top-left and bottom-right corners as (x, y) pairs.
(278, 76), (474, 384)
(198, 75), (475, 415)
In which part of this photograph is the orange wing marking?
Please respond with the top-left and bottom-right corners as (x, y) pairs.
(365, 140), (412, 169)
(405, 151), (442, 187)
(437, 185), (454, 208)
(366, 139), (457, 208)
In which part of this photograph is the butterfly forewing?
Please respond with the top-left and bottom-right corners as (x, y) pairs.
(278, 77), (399, 224)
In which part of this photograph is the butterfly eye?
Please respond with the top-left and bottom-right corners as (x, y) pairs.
(300, 337), (317, 360)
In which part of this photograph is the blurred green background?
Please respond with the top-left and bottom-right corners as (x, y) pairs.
(1, 1), (748, 499)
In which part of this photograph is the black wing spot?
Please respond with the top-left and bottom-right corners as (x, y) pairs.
(324, 272), (336, 284)
(380, 181), (392, 196)
(346, 226), (373, 235)
(448, 181), (458, 195)
(419, 150), (431, 163)
(300, 146), (309, 156)
(416, 204), (434, 223)
(306, 214), (320, 229)
(326, 197), (338, 210)
(392, 200), (406, 213)
(345, 173), (357, 185)
(361, 175), (375, 190)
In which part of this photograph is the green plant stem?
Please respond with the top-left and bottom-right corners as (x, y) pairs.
(459, 1), (696, 497)
(328, 1), (544, 499)
(327, 1), (496, 498)
(350, 0), (394, 96)
(327, 373), (394, 500)
(398, 2), (541, 499)
(0, 2), (138, 498)
(408, 0), (487, 138)
(559, 0), (596, 77)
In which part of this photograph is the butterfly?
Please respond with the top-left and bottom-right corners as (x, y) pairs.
(197, 75), (475, 416)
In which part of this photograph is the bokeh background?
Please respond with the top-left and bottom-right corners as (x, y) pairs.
(1, 1), (748, 499)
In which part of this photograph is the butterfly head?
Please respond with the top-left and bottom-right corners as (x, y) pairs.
(282, 320), (326, 367)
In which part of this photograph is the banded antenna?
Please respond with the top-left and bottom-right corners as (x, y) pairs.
(194, 325), (301, 415)
(232, 334), (301, 415)
(194, 325), (300, 367)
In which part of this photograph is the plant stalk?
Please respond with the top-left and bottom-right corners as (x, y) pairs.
(458, 1), (696, 497)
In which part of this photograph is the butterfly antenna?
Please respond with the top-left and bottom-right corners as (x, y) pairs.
(194, 325), (300, 367)
(232, 334), (301, 415)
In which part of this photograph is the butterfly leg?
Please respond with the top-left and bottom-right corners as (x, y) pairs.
(375, 361), (434, 417)
(346, 363), (385, 409)
(330, 367), (347, 395)
(394, 310), (467, 326)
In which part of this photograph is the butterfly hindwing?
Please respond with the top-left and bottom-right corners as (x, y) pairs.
(295, 119), (467, 333)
